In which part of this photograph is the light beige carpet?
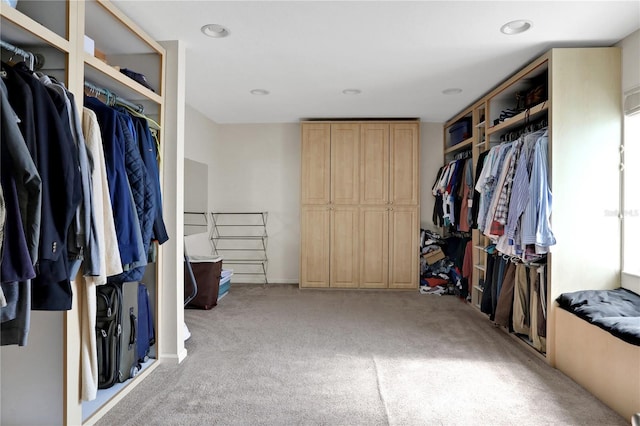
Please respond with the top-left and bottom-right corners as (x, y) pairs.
(97, 284), (627, 426)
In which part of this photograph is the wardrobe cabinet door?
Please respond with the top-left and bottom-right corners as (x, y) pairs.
(360, 123), (389, 205)
(330, 206), (360, 288)
(390, 123), (419, 206)
(300, 206), (330, 288)
(360, 207), (389, 289)
(331, 123), (360, 205)
(389, 207), (419, 289)
(301, 123), (331, 205)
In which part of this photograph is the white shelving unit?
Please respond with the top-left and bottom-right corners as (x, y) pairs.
(210, 212), (269, 284)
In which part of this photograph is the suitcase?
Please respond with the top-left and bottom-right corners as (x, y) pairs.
(118, 282), (140, 382)
(137, 283), (155, 362)
(184, 257), (222, 310)
(96, 283), (121, 389)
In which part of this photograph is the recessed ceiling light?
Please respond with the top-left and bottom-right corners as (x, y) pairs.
(442, 88), (462, 95)
(250, 89), (270, 96)
(342, 89), (361, 95)
(201, 24), (230, 38)
(500, 20), (532, 35)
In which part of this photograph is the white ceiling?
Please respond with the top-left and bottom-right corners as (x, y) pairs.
(112, 1), (640, 124)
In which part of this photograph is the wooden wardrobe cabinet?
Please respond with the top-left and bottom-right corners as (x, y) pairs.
(300, 120), (419, 289)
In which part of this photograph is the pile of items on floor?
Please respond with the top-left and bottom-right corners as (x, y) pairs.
(419, 229), (472, 298)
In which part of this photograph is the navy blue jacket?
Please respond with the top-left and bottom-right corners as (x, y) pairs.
(85, 96), (142, 267)
(134, 117), (169, 245)
(109, 111), (153, 283)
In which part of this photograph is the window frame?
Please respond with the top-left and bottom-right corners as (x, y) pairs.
(621, 87), (640, 294)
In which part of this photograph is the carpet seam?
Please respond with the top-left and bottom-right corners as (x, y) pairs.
(372, 355), (391, 426)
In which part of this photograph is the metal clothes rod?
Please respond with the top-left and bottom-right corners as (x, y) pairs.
(84, 81), (144, 113)
(0, 39), (35, 71)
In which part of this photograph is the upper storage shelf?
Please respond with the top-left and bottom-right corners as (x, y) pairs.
(486, 58), (549, 138)
(444, 109), (473, 155)
(83, 0), (165, 112)
(444, 136), (473, 154)
(1, 1), (70, 52)
(0, 0), (73, 47)
(85, 0), (160, 58)
(487, 101), (549, 136)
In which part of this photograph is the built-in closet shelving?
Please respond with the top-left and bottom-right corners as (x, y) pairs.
(0, 1), (168, 424)
(443, 48), (621, 365)
(471, 102), (488, 310)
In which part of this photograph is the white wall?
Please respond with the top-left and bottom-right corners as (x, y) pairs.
(211, 123), (301, 284)
(184, 113), (301, 283)
(1, 312), (64, 425)
(420, 122), (444, 232)
(618, 29), (640, 93)
(184, 113), (444, 284)
(184, 105), (219, 211)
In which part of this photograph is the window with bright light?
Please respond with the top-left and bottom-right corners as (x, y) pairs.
(623, 112), (640, 276)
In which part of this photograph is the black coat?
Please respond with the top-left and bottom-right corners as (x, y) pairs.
(7, 63), (81, 310)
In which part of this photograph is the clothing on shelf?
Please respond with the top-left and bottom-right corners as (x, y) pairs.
(471, 150), (490, 228)
(479, 248), (548, 352)
(0, 58), (168, 401)
(431, 154), (473, 232)
(84, 93), (168, 283)
(2, 60), (81, 314)
(419, 229), (471, 298)
(474, 127), (555, 262)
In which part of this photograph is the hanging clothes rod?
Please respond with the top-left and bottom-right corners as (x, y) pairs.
(0, 39), (35, 71)
(453, 149), (472, 160)
(84, 81), (144, 113)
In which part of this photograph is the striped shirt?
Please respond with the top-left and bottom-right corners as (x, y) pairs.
(494, 140), (521, 225)
(521, 131), (556, 249)
(505, 129), (545, 240)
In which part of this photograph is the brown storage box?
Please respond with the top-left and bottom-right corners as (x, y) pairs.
(95, 47), (107, 63)
(423, 248), (445, 265)
(184, 257), (222, 310)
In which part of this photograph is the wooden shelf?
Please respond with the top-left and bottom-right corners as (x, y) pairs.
(84, 53), (162, 105)
(83, 359), (160, 424)
(486, 102), (549, 136)
(0, 5), (71, 52)
(444, 136), (473, 154)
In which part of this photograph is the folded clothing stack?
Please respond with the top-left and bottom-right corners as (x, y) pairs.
(493, 108), (522, 125)
(119, 68), (155, 92)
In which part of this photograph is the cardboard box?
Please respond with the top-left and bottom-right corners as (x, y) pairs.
(423, 248), (445, 265)
(94, 48), (107, 63)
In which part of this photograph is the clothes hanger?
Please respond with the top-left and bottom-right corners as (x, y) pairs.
(121, 104), (161, 131)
